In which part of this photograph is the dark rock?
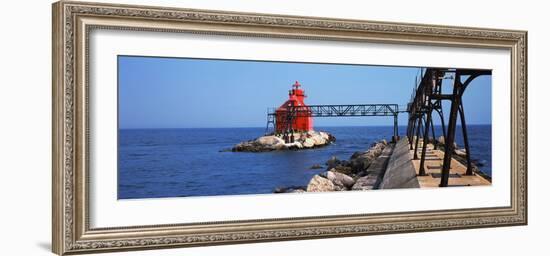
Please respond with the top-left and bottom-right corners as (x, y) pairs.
(327, 133), (337, 142)
(478, 160), (487, 167)
(274, 185), (307, 193)
(356, 170), (368, 177)
(273, 187), (286, 193)
(326, 156), (341, 169)
(232, 140), (276, 152)
(350, 157), (372, 173)
(310, 164), (323, 169)
(331, 165), (354, 176)
(472, 159), (487, 167)
(350, 151), (365, 160)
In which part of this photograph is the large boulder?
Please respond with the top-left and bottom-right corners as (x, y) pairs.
(319, 131), (330, 141)
(455, 148), (467, 157)
(306, 175), (338, 192)
(326, 170), (355, 189)
(302, 138), (315, 148)
(232, 135), (286, 152)
(369, 142), (385, 154)
(351, 175), (378, 190)
(310, 133), (326, 146)
(256, 135), (285, 146)
(285, 141), (304, 149)
(351, 148), (378, 161)
(348, 141), (387, 173)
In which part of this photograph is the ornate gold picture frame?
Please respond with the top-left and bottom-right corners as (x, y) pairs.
(52, 1), (527, 255)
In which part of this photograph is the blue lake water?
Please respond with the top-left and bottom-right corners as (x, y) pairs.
(118, 125), (491, 199)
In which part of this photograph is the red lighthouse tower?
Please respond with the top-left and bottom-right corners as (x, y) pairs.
(275, 81), (313, 135)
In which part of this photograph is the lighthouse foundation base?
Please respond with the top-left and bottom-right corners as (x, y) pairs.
(232, 130), (335, 152)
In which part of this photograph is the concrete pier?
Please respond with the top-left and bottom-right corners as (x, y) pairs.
(380, 138), (490, 189)
(379, 139), (420, 189)
(410, 139), (491, 187)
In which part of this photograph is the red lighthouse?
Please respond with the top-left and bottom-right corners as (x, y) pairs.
(275, 81), (313, 135)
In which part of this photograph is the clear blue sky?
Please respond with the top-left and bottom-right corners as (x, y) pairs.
(118, 56), (491, 129)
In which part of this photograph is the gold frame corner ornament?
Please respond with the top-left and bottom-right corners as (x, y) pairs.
(52, 1), (527, 255)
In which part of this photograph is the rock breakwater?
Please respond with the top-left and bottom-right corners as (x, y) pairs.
(275, 139), (391, 193)
(232, 131), (336, 152)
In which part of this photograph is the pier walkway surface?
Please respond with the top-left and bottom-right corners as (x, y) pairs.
(380, 138), (491, 189)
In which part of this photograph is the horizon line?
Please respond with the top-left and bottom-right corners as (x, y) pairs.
(119, 123), (492, 130)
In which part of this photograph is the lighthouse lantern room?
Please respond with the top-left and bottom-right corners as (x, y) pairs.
(275, 81), (313, 135)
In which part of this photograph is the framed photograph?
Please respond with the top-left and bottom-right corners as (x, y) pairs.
(52, 1), (527, 255)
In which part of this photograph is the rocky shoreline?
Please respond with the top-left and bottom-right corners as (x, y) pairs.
(232, 131), (336, 152)
(274, 139), (390, 193)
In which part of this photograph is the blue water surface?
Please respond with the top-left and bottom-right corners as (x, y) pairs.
(118, 125), (491, 199)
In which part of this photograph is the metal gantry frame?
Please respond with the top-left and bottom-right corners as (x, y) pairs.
(267, 104), (400, 143)
(406, 68), (491, 187)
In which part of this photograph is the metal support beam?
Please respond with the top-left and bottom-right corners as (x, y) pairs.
(265, 113), (275, 135)
(409, 117), (416, 150)
(414, 116), (423, 160)
(393, 114), (399, 142)
(282, 101), (296, 143)
(430, 116), (436, 145)
(436, 108), (447, 141)
(440, 76), (461, 187)
(419, 107), (433, 176)
(459, 102), (473, 175)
